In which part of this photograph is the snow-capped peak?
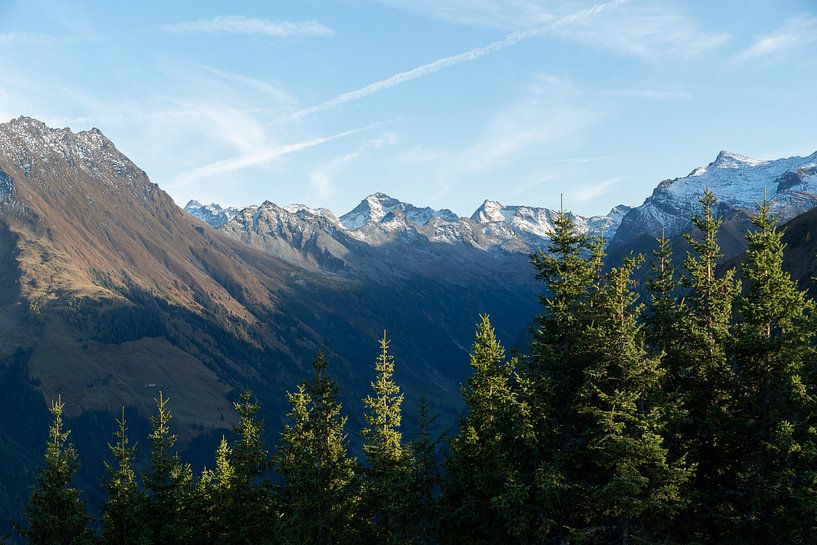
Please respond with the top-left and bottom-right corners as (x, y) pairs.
(340, 193), (458, 230)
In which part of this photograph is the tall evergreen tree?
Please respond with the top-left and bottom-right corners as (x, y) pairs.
(403, 399), (441, 545)
(143, 392), (194, 545)
(361, 332), (409, 544)
(732, 196), (817, 543)
(441, 315), (535, 545)
(195, 436), (235, 545)
(566, 256), (692, 544)
(526, 206), (599, 539)
(276, 353), (360, 545)
(18, 396), (93, 545)
(100, 408), (148, 545)
(674, 189), (741, 542)
(645, 229), (684, 357)
(227, 390), (276, 544)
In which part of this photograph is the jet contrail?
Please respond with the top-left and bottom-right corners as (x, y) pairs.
(284, 0), (625, 121)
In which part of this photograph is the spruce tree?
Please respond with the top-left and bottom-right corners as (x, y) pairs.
(276, 353), (360, 545)
(645, 229), (684, 357)
(568, 256), (692, 544)
(361, 332), (408, 545)
(18, 396), (93, 545)
(143, 392), (194, 545)
(674, 189), (741, 541)
(100, 408), (148, 545)
(195, 437), (235, 544)
(733, 196), (817, 543)
(403, 399), (440, 545)
(526, 206), (599, 539)
(441, 315), (535, 545)
(227, 391), (275, 545)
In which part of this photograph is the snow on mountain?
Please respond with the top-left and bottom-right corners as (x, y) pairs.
(608, 149), (817, 256)
(608, 147), (817, 255)
(186, 192), (631, 274)
(339, 192), (459, 230)
(184, 200), (241, 228)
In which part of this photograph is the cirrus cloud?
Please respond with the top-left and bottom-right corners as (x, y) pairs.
(161, 15), (334, 38)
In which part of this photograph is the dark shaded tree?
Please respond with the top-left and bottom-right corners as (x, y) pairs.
(275, 353), (360, 545)
(17, 397), (93, 545)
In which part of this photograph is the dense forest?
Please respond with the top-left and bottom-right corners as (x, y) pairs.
(9, 190), (817, 545)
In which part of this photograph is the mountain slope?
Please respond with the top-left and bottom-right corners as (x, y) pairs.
(608, 149), (817, 260)
(0, 117), (545, 532)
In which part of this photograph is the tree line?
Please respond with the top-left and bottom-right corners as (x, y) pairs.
(12, 190), (817, 544)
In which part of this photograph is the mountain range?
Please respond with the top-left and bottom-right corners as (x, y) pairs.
(0, 115), (816, 531)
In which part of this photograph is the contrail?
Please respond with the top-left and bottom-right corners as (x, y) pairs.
(284, 0), (625, 121)
(169, 124), (379, 187)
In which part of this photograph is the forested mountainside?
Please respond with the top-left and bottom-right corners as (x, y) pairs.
(2, 115), (817, 542)
(14, 188), (817, 545)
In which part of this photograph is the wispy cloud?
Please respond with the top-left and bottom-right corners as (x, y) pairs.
(161, 15), (334, 37)
(308, 133), (399, 201)
(375, 0), (555, 29)
(737, 15), (817, 61)
(555, 5), (729, 60)
(0, 32), (60, 47)
(573, 177), (621, 204)
(602, 88), (692, 100)
(285, 0), (622, 121)
(379, 0), (727, 60)
(169, 125), (378, 188)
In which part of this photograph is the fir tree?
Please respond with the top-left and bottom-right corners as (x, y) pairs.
(276, 353), (360, 545)
(441, 315), (535, 545)
(361, 332), (409, 544)
(18, 396), (93, 545)
(100, 408), (148, 545)
(674, 189), (741, 541)
(143, 392), (194, 545)
(732, 196), (817, 543)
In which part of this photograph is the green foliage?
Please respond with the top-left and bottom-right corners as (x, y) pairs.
(671, 189), (741, 542)
(441, 315), (535, 545)
(12, 190), (817, 545)
(18, 397), (93, 545)
(732, 196), (817, 544)
(361, 332), (410, 545)
(100, 408), (149, 545)
(275, 353), (360, 545)
(143, 392), (194, 545)
(402, 399), (441, 545)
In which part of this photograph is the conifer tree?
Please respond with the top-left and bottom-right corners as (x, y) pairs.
(100, 408), (148, 545)
(674, 189), (741, 541)
(361, 332), (408, 544)
(645, 229), (684, 357)
(143, 392), (194, 545)
(226, 391), (274, 544)
(276, 353), (360, 545)
(526, 206), (599, 538)
(403, 399), (440, 545)
(18, 396), (93, 545)
(566, 256), (692, 544)
(195, 436), (235, 544)
(732, 197), (817, 543)
(441, 315), (535, 545)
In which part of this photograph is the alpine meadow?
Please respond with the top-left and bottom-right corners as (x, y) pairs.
(1, 1), (817, 544)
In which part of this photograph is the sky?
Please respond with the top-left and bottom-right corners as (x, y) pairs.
(0, 1), (816, 218)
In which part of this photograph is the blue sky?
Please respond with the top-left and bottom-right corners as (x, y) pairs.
(1, 0), (815, 217)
